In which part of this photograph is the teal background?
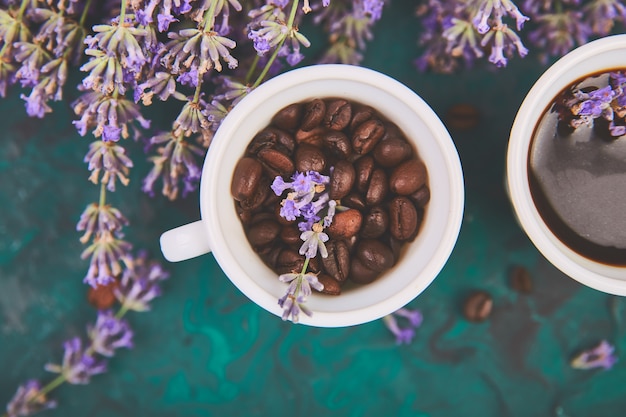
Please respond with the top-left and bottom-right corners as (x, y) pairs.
(1, 3), (626, 416)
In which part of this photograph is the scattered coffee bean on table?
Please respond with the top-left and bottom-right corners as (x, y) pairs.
(463, 290), (493, 322)
(231, 98), (431, 295)
(509, 265), (533, 294)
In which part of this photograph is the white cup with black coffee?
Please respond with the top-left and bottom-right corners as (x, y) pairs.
(507, 35), (626, 295)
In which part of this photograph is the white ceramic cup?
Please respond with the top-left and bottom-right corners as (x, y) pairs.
(160, 64), (464, 327)
(507, 35), (626, 295)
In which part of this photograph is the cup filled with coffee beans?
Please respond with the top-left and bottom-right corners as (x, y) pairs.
(507, 35), (626, 295)
(160, 64), (464, 326)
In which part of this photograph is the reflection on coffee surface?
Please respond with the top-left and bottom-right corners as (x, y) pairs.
(528, 70), (626, 265)
(231, 98), (430, 296)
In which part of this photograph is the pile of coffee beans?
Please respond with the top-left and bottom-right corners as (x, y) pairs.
(231, 98), (430, 295)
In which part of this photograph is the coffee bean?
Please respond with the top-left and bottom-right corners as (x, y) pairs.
(365, 168), (388, 206)
(360, 206), (389, 239)
(410, 185), (431, 208)
(342, 193), (366, 211)
(445, 103), (481, 131)
(280, 225), (302, 246)
(231, 157), (263, 201)
(373, 136), (413, 167)
(276, 248), (305, 274)
(238, 177), (269, 211)
(257, 148), (295, 176)
(326, 208), (362, 239)
(389, 196), (420, 241)
(317, 274), (342, 295)
(322, 130), (351, 159)
(329, 160), (355, 200)
(247, 219), (280, 248)
(463, 290), (493, 322)
(389, 159), (428, 195)
(295, 144), (326, 173)
(88, 280), (118, 310)
(350, 105), (375, 132)
(324, 99), (352, 131)
(352, 119), (386, 155)
(295, 126), (325, 147)
(349, 257), (380, 284)
(356, 239), (395, 272)
(510, 265), (533, 294)
(321, 239), (350, 282)
(248, 127), (295, 155)
(301, 98), (326, 131)
(272, 103), (303, 132)
(355, 155), (375, 193)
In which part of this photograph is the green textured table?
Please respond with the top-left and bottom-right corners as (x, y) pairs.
(2, 3), (626, 416)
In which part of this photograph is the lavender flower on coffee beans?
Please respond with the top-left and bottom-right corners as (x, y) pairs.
(272, 170), (337, 323)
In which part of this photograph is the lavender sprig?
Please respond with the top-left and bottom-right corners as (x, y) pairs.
(571, 340), (618, 370)
(383, 307), (423, 345)
(272, 170), (338, 322)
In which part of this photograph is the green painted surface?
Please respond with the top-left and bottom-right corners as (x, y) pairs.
(1, 3), (625, 416)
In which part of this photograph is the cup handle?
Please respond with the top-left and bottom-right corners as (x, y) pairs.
(160, 220), (212, 262)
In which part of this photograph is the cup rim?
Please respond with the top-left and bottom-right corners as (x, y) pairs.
(200, 64), (465, 326)
(507, 35), (626, 295)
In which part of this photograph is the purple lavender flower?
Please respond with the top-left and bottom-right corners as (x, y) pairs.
(6, 380), (57, 417)
(299, 224), (329, 259)
(87, 310), (134, 357)
(114, 251), (169, 312)
(137, 72), (185, 105)
(77, 203), (129, 244)
(481, 24), (528, 68)
(84, 140), (134, 192)
(81, 231), (132, 287)
(383, 307), (423, 345)
(271, 175), (292, 195)
(526, 11), (591, 64)
(277, 271), (324, 322)
(161, 28), (238, 75)
(472, 0), (529, 34)
(583, 0), (626, 36)
(44, 338), (107, 384)
(142, 130), (205, 200)
(87, 20), (148, 75)
(571, 340), (618, 370)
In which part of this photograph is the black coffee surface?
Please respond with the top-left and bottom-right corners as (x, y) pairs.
(528, 79), (626, 265)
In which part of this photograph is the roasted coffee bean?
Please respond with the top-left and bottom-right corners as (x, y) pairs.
(326, 208), (362, 239)
(247, 219), (280, 248)
(389, 196), (420, 241)
(236, 204), (253, 225)
(301, 98), (326, 131)
(231, 157), (263, 201)
(373, 136), (413, 167)
(322, 240), (350, 282)
(239, 177), (269, 211)
(260, 245), (282, 269)
(295, 126), (325, 147)
(342, 193), (366, 211)
(280, 225), (301, 246)
(360, 206), (389, 239)
(355, 239), (395, 272)
(276, 249), (305, 274)
(324, 99), (352, 131)
(349, 257), (380, 284)
(445, 103), (481, 131)
(257, 148), (295, 176)
(295, 144), (326, 173)
(329, 159), (355, 200)
(350, 105), (375, 132)
(463, 290), (493, 322)
(88, 280), (118, 310)
(355, 155), (375, 193)
(352, 119), (385, 155)
(322, 130), (351, 159)
(247, 127), (295, 155)
(510, 265), (533, 294)
(318, 274), (342, 295)
(272, 103), (303, 132)
(410, 185), (431, 208)
(389, 159), (428, 195)
(365, 168), (388, 206)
